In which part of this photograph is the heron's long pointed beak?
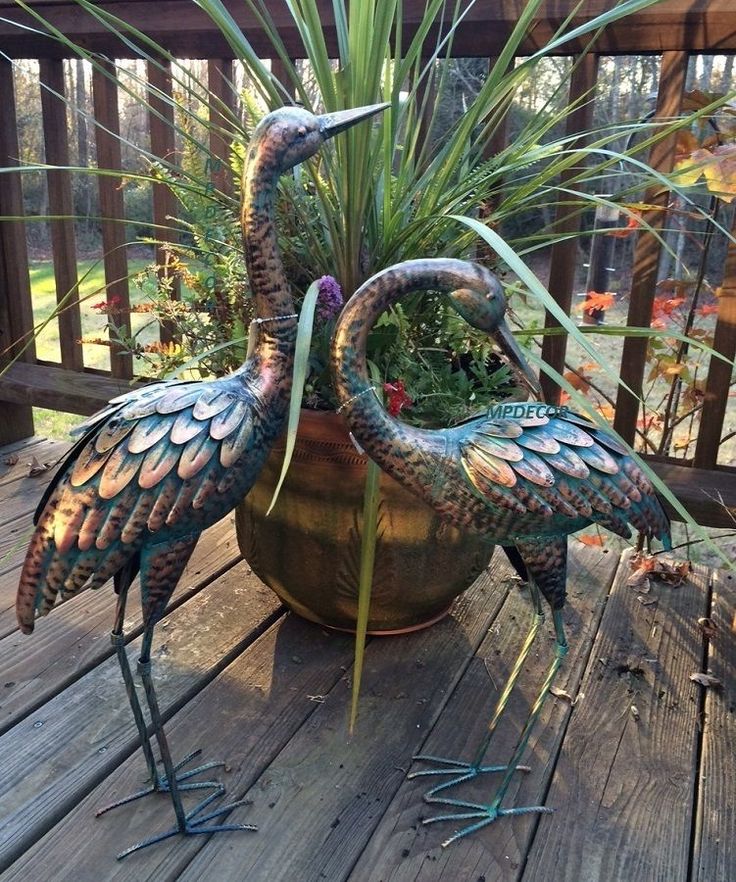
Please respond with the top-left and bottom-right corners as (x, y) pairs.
(492, 323), (543, 400)
(319, 103), (390, 139)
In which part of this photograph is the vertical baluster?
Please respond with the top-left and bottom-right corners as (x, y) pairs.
(693, 209), (736, 469)
(147, 58), (179, 344)
(613, 50), (689, 444)
(0, 59), (35, 441)
(92, 59), (133, 379)
(39, 58), (84, 371)
(207, 59), (235, 196)
(539, 53), (599, 405)
(270, 56), (294, 100)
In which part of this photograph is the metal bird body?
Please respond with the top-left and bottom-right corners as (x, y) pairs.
(332, 257), (671, 841)
(18, 372), (282, 627)
(16, 102), (387, 857)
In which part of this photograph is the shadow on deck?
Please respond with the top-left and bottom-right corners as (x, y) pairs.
(0, 436), (732, 882)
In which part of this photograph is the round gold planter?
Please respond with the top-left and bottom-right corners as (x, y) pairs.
(235, 409), (494, 633)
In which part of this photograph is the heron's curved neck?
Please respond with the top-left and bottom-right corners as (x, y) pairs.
(241, 144), (296, 343)
(332, 261), (471, 465)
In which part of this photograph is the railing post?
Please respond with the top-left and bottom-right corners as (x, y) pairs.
(39, 58), (84, 372)
(207, 59), (236, 197)
(147, 58), (180, 344)
(0, 59), (35, 442)
(613, 50), (688, 444)
(693, 208), (736, 469)
(92, 58), (133, 380)
(539, 53), (599, 405)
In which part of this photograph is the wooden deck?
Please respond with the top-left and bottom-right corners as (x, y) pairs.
(0, 436), (733, 882)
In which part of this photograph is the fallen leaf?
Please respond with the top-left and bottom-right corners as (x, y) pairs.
(28, 456), (52, 477)
(628, 553), (690, 589)
(578, 533), (605, 547)
(697, 617), (718, 638)
(689, 672), (722, 688)
(3, 453), (19, 466)
(550, 686), (583, 706)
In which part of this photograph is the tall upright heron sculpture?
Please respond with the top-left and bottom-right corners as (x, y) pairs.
(16, 102), (387, 857)
(332, 257), (671, 845)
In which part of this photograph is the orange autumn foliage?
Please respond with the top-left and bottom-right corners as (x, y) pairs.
(576, 291), (615, 313)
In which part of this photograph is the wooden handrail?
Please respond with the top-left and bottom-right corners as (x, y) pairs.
(0, 1), (734, 58)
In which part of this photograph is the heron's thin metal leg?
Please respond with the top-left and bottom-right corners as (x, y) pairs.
(116, 623), (256, 859)
(421, 609), (568, 846)
(410, 582), (545, 789)
(97, 575), (159, 816)
(97, 581), (222, 818)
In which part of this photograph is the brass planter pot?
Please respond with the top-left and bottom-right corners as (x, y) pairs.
(235, 409), (494, 633)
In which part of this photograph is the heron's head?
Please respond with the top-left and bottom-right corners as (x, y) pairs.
(448, 271), (542, 399)
(253, 103), (389, 173)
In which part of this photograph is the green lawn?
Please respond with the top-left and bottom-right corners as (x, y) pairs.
(29, 257), (157, 439)
(28, 257), (155, 369)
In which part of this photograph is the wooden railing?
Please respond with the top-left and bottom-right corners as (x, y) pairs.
(0, 0), (734, 526)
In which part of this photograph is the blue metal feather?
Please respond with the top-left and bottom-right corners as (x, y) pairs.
(170, 410), (208, 445)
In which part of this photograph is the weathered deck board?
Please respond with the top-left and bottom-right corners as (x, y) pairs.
(2, 614), (358, 882)
(174, 564), (515, 882)
(693, 568), (736, 882)
(0, 561), (282, 872)
(348, 544), (619, 882)
(0, 437), (71, 490)
(522, 551), (708, 882)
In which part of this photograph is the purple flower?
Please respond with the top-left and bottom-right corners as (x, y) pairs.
(315, 275), (343, 322)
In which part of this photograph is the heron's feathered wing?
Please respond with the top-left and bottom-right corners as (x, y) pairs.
(17, 377), (266, 634)
(459, 410), (671, 544)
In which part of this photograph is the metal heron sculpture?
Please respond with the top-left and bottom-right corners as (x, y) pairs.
(16, 102), (386, 857)
(331, 257), (671, 845)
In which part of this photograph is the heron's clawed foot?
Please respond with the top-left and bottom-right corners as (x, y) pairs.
(96, 748), (227, 816)
(116, 787), (256, 859)
(409, 754), (530, 793)
(420, 796), (553, 847)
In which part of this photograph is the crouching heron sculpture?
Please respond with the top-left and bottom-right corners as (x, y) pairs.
(16, 102), (387, 857)
(331, 257), (671, 845)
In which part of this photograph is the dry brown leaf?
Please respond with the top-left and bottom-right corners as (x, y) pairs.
(28, 456), (52, 477)
(550, 686), (583, 707)
(578, 533), (605, 547)
(689, 672), (722, 688)
(628, 553), (690, 589)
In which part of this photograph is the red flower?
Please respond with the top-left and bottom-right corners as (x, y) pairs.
(383, 380), (413, 417)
